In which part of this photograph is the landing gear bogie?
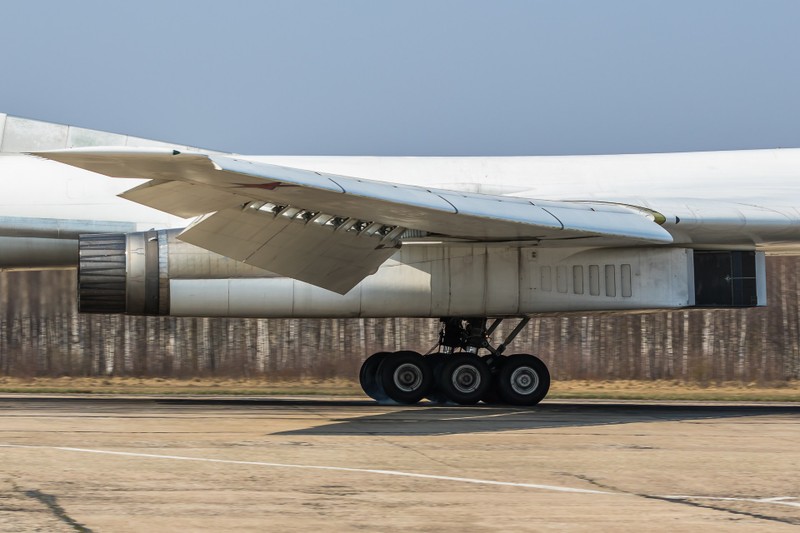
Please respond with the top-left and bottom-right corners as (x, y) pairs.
(357, 316), (551, 407)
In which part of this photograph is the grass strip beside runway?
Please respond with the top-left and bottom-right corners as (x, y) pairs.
(0, 377), (797, 401)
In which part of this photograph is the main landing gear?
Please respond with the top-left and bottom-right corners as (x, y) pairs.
(358, 317), (550, 406)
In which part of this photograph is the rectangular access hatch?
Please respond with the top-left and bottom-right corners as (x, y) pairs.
(693, 251), (762, 307)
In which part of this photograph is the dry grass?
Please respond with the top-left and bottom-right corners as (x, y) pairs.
(0, 376), (798, 401)
(549, 379), (800, 401)
(0, 377), (361, 396)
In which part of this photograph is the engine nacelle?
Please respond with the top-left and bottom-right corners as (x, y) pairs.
(78, 230), (270, 315)
(78, 231), (768, 318)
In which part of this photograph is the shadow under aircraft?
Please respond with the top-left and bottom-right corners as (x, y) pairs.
(259, 401), (800, 437)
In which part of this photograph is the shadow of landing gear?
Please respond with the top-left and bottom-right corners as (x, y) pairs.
(274, 402), (800, 436)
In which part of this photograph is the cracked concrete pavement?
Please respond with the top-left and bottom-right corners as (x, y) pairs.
(0, 397), (798, 532)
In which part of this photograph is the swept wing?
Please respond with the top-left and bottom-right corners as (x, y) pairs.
(34, 148), (673, 293)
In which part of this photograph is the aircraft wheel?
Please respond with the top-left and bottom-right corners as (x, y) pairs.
(359, 351), (390, 401)
(480, 356), (503, 405)
(378, 351), (434, 405)
(496, 354), (550, 406)
(424, 353), (450, 404)
(438, 353), (491, 405)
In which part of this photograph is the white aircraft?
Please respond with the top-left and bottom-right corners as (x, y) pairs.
(1, 113), (798, 405)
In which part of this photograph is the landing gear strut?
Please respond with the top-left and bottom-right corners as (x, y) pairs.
(358, 317), (550, 406)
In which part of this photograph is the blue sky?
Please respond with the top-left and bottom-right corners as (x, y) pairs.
(1, 0), (799, 155)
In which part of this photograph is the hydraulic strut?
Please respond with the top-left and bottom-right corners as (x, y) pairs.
(437, 317), (531, 358)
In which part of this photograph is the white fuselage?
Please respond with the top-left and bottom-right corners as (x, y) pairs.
(244, 149), (800, 251)
(0, 148), (793, 317)
(3, 146), (800, 254)
(0, 115), (794, 317)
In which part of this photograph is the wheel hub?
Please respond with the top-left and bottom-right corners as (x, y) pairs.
(451, 364), (481, 393)
(510, 366), (539, 395)
(394, 363), (423, 392)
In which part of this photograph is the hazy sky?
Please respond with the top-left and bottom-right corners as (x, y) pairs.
(1, 0), (799, 155)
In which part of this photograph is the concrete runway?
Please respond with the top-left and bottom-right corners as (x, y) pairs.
(0, 397), (798, 532)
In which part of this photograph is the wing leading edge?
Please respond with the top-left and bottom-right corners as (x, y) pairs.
(33, 148), (673, 293)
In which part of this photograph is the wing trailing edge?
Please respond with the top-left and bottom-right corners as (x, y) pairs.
(32, 148), (674, 292)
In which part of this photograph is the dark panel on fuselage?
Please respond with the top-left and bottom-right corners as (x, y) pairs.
(694, 251), (757, 307)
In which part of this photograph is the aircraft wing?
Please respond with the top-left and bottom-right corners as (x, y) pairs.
(34, 148), (673, 293)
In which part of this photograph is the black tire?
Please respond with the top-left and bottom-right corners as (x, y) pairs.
(438, 353), (491, 405)
(496, 354), (550, 406)
(424, 353), (450, 404)
(378, 351), (434, 405)
(481, 386), (502, 405)
(480, 355), (503, 405)
(359, 351), (390, 401)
